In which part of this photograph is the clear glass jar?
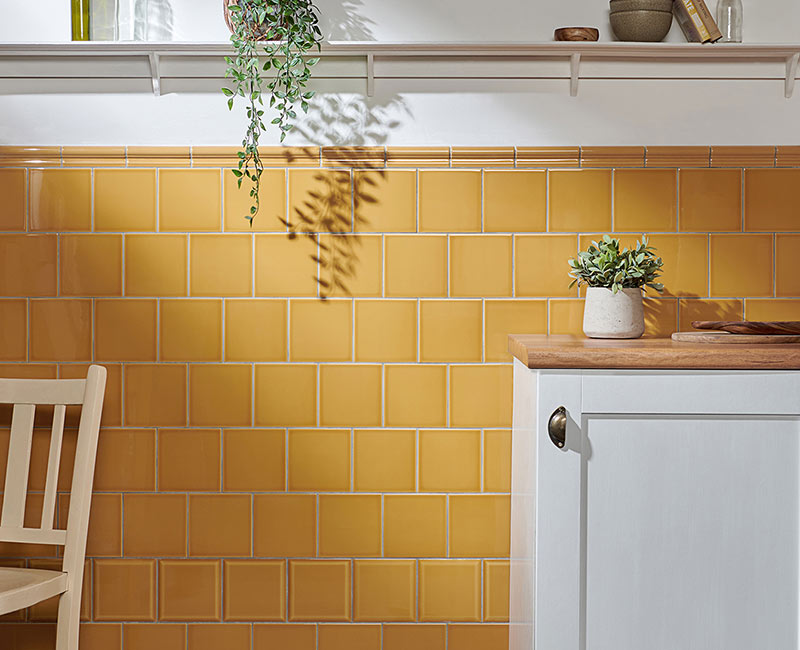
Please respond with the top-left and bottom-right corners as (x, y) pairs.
(717, 0), (743, 43)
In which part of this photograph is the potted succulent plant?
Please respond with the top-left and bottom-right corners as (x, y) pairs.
(568, 235), (664, 339)
(223, 0), (322, 224)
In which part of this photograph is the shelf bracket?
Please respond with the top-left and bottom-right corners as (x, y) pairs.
(786, 53), (799, 99)
(570, 53), (581, 97)
(148, 51), (161, 97)
(366, 52), (375, 97)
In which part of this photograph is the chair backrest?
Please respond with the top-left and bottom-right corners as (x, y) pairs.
(0, 365), (106, 575)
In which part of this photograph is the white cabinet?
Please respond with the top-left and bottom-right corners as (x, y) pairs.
(511, 361), (800, 650)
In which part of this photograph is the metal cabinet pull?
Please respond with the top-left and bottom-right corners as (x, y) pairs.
(548, 406), (567, 449)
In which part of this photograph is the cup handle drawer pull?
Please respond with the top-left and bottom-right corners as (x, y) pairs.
(548, 406), (567, 449)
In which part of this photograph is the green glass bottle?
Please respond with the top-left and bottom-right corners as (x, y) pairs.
(71, 0), (91, 41)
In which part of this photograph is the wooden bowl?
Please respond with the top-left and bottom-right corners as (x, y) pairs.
(555, 27), (600, 41)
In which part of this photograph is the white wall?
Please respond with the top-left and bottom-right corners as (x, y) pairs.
(1, 0), (798, 145)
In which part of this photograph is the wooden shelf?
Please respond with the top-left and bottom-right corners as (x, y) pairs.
(1, 41), (799, 97)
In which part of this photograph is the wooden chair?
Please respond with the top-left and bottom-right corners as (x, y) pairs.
(0, 365), (106, 650)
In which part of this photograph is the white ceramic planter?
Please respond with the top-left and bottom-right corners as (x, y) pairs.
(583, 287), (645, 339)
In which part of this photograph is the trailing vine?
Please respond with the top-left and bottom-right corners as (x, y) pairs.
(223, 0), (322, 224)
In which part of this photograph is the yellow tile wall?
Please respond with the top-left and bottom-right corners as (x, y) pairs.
(0, 144), (797, 650)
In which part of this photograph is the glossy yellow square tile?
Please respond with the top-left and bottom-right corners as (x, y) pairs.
(450, 235), (512, 297)
(452, 147), (514, 168)
(711, 146), (775, 168)
(449, 495), (510, 557)
(318, 234), (382, 297)
(549, 170), (612, 233)
(642, 298), (678, 338)
(320, 364), (381, 427)
(224, 560), (285, 621)
(223, 429), (285, 491)
(94, 299), (156, 361)
(354, 560), (416, 621)
(679, 169), (741, 232)
(160, 299), (222, 361)
(290, 299), (352, 361)
(484, 300), (546, 361)
(614, 169), (677, 232)
(483, 170), (546, 233)
(419, 560), (480, 622)
(777, 234), (800, 296)
(319, 495), (381, 557)
(158, 429), (220, 491)
(549, 299), (586, 336)
(127, 146), (191, 167)
(420, 300), (482, 362)
(0, 625), (55, 649)
(0, 299), (26, 361)
(776, 146), (800, 167)
(288, 429), (350, 491)
(124, 624), (186, 650)
(93, 560), (156, 621)
(60, 234), (123, 296)
(60, 362), (122, 426)
(288, 560), (351, 621)
(745, 299), (800, 320)
(253, 624), (316, 650)
(419, 171), (481, 232)
(124, 364), (187, 427)
(95, 170), (156, 231)
(224, 168), (286, 232)
(255, 234), (318, 297)
(385, 235), (447, 297)
(318, 625), (380, 650)
(354, 429), (415, 492)
(190, 234), (251, 296)
(450, 365), (512, 428)
(385, 365), (446, 427)
(448, 625), (509, 650)
(123, 494), (187, 556)
(383, 625), (446, 650)
(354, 170), (416, 233)
(515, 235), (577, 297)
(710, 234), (773, 297)
(386, 146), (450, 168)
(354, 300), (417, 362)
(62, 146), (125, 167)
(78, 624), (122, 650)
(189, 494), (251, 557)
(189, 364), (251, 426)
(289, 169), (352, 232)
(94, 428), (155, 491)
(484, 430), (511, 493)
(254, 494), (317, 557)
(745, 169), (800, 231)
(225, 299), (287, 361)
(186, 624), (250, 650)
(484, 560), (510, 621)
(30, 299), (91, 361)
(581, 146), (645, 168)
(254, 364), (317, 426)
(159, 169), (221, 232)
(645, 234), (708, 297)
(678, 299), (743, 331)
(646, 146), (710, 168)
(29, 169), (91, 231)
(58, 493), (121, 557)
(0, 234), (57, 296)
(158, 560), (221, 621)
(124, 234), (188, 296)
(0, 169), (26, 231)
(419, 430), (480, 492)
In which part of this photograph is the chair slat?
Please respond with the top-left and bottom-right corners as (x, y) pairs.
(0, 379), (86, 405)
(1, 404), (36, 529)
(40, 404), (66, 531)
(0, 526), (66, 545)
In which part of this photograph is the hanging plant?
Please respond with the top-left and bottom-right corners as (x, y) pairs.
(223, 0), (322, 224)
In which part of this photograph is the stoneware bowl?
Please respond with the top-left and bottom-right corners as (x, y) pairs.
(609, 0), (673, 12)
(609, 9), (673, 41)
(554, 27), (600, 41)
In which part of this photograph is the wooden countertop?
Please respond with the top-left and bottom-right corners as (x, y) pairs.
(508, 335), (800, 370)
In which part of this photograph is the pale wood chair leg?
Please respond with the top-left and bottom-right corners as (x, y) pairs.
(55, 588), (80, 650)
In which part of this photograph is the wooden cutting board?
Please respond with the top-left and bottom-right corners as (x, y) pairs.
(673, 331), (800, 344)
(692, 320), (800, 335)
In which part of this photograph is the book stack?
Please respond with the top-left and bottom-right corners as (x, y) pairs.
(673, 0), (723, 42)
